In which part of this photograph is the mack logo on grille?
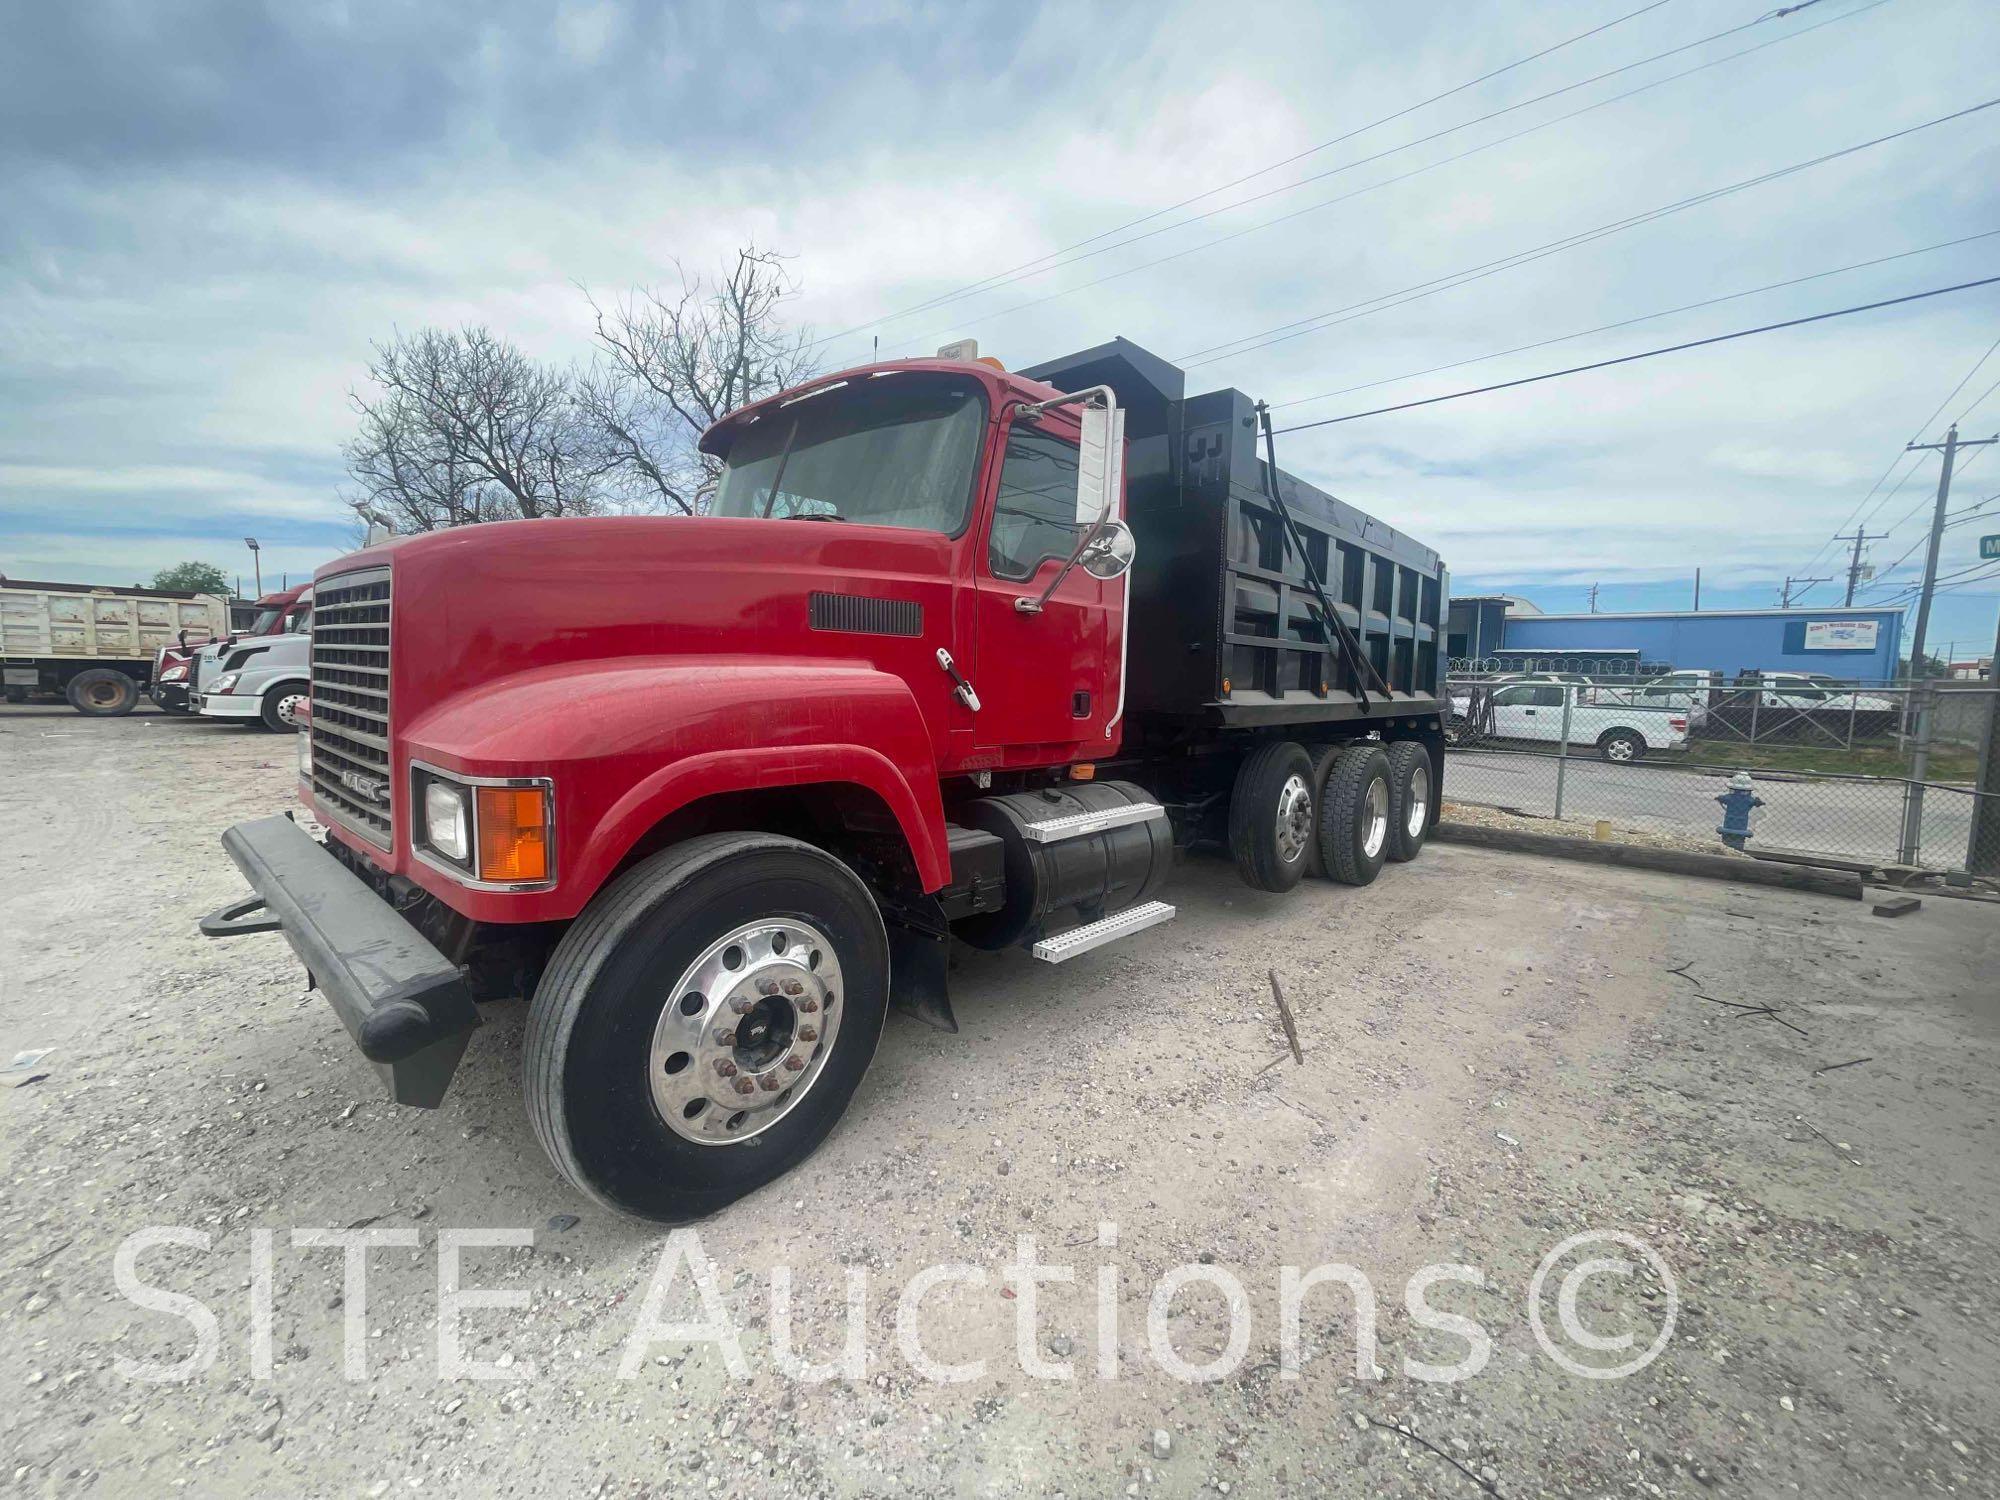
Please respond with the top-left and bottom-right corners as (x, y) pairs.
(337, 768), (389, 804)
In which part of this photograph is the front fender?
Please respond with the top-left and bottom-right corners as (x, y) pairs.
(396, 657), (948, 919)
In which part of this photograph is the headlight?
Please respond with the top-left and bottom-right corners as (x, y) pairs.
(412, 767), (553, 885)
(161, 663), (188, 683)
(213, 672), (240, 694)
(296, 732), (312, 778)
(424, 780), (471, 864)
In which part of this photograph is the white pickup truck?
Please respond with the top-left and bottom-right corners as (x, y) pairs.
(1447, 682), (1689, 762)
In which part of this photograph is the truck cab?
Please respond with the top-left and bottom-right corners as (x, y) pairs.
(204, 339), (1448, 1222)
(155, 584), (313, 714)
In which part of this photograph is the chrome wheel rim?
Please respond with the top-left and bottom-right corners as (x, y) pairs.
(1405, 764), (1430, 837)
(1274, 772), (1314, 864)
(1607, 738), (1634, 762)
(648, 917), (844, 1146)
(276, 693), (307, 727)
(1362, 776), (1390, 859)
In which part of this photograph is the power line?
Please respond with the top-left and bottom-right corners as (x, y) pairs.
(850, 0), (1828, 341)
(1267, 228), (1997, 414)
(1266, 276), (2000, 435)
(1794, 330), (2000, 574)
(881, 0), (1893, 358)
(1180, 91), (1993, 370)
(806, 0), (1691, 348)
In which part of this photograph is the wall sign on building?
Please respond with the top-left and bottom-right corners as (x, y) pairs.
(1802, 619), (1878, 651)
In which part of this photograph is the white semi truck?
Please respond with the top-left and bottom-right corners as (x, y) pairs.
(0, 577), (229, 715)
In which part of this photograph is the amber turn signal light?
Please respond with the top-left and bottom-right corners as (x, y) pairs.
(476, 785), (550, 883)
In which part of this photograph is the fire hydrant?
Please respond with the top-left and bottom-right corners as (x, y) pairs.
(1716, 771), (1764, 851)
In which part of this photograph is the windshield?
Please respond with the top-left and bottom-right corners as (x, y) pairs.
(712, 378), (985, 531)
(248, 607), (283, 634)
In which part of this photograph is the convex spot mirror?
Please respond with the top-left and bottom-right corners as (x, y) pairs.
(1078, 520), (1135, 580)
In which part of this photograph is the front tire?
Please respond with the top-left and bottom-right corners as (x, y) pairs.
(67, 669), (138, 717)
(1598, 729), (1644, 763)
(524, 832), (889, 1223)
(1318, 744), (1392, 887)
(1385, 741), (1432, 863)
(1229, 740), (1316, 892)
(259, 683), (308, 732)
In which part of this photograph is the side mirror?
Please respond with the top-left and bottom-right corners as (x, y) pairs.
(1078, 520), (1135, 580)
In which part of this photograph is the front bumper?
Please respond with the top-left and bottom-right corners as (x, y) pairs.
(152, 682), (190, 712)
(194, 691), (261, 719)
(200, 814), (478, 1107)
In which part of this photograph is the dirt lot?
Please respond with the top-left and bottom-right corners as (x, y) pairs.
(4, 704), (1999, 1499)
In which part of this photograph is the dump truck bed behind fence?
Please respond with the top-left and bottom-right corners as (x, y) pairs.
(1021, 339), (1446, 735)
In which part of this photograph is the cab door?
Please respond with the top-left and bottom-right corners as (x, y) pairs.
(967, 411), (1120, 762)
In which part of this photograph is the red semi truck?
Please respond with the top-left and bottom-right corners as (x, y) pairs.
(203, 338), (1448, 1222)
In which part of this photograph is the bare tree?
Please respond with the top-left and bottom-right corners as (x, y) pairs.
(345, 326), (608, 530)
(577, 246), (818, 514)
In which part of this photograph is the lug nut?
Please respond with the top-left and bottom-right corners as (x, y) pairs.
(756, 977), (781, 997)
(797, 1025), (818, 1042)
(713, 1059), (737, 1077)
(758, 1075), (780, 1092)
(780, 978), (804, 996)
(733, 1078), (756, 1095)
(716, 1029), (737, 1046)
(797, 998), (819, 1014)
(731, 997), (754, 1015)
(783, 1056), (805, 1072)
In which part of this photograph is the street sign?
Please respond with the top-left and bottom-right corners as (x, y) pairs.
(1982, 533), (2000, 560)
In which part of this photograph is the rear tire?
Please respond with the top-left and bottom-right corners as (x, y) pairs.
(259, 683), (308, 732)
(1385, 741), (1431, 863)
(1228, 740), (1316, 892)
(66, 669), (138, 717)
(524, 832), (889, 1223)
(1598, 729), (1644, 763)
(1318, 744), (1392, 887)
(1304, 746), (1341, 879)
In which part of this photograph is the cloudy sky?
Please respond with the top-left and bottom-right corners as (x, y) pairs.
(3, 0), (1998, 654)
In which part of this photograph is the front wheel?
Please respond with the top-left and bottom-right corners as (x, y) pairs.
(523, 832), (889, 1223)
(1598, 730), (1644, 763)
(259, 684), (308, 731)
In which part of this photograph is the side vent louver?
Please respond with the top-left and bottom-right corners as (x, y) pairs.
(809, 592), (922, 638)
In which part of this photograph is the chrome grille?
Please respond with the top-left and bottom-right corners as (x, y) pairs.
(309, 567), (393, 848)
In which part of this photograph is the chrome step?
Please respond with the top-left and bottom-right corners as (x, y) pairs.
(1020, 802), (1166, 844)
(1031, 901), (1177, 963)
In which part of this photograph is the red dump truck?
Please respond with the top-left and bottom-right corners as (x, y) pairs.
(203, 338), (1448, 1221)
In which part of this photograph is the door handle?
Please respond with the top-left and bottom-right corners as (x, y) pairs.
(936, 648), (980, 712)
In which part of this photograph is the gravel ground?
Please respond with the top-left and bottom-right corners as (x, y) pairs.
(4, 704), (1999, 1498)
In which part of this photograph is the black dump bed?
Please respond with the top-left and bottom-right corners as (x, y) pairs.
(1021, 339), (1447, 734)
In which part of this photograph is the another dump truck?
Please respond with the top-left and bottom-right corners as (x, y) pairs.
(203, 337), (1447, 1221)
(1, 577), (228, 715)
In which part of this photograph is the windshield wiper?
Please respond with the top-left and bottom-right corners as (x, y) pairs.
(789, 511), (848, 523)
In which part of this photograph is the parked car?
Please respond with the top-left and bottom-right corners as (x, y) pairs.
(1595, 669), (1717, 729)
(1448, 681), (1688, 761)
(1751, 672), (1895, 714)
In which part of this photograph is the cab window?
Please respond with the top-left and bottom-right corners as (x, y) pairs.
(989, 428), (1083, 581)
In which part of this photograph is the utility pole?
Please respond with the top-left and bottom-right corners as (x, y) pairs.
(1693, 567), (1701, 610)
(1905, 426), (1998, 680)
(1780, 575), (1828, 608)
(1835, 526), (1886, 605)
(1587, 583), (1599, 613)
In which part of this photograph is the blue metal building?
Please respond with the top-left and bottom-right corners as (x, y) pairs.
(1494, 606), (1903, 681)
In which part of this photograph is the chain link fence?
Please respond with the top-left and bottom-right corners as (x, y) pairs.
(1442, 675), (2000, 873)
